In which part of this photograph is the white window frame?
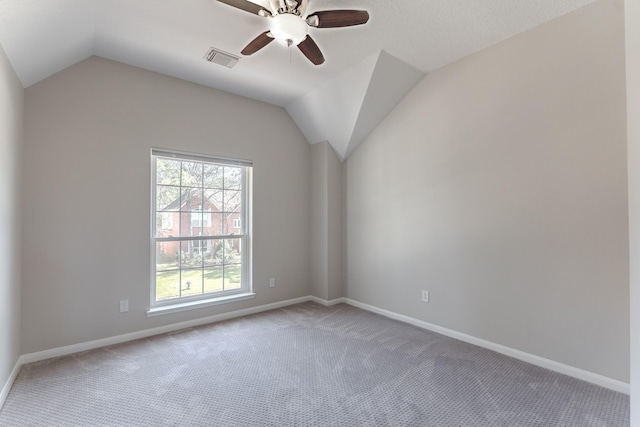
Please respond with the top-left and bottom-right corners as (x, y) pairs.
(149, 148), (253, 316)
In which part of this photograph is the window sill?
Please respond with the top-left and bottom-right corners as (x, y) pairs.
(146, 292), (256, 317)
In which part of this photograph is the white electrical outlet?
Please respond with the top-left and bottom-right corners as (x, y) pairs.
(421, 290), (429, 303)
(269, 278), (276, 288)
(119, 299), (129, 313)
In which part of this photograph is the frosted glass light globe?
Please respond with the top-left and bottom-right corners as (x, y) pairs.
(269, 14), (308, 47)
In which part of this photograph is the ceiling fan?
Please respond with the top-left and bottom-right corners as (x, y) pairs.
(217, 0), (370, 65)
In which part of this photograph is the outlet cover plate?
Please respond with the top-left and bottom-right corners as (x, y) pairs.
(421, 290), (429, 303)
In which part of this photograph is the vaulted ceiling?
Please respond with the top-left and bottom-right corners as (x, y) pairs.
(0, 0), (597, 159)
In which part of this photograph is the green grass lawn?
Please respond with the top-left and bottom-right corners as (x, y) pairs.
(156, 265), (241, 300)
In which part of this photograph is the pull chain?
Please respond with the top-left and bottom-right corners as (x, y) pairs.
(286, 39), (293, 64)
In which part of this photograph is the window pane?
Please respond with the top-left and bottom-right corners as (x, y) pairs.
(201, 210), (211, 227)
(156, 185), (180, 212)
(205, 213), (223, 236)
(204, 164), (224, 189)
(156, 242), (179, 271)
(224, 190), (241, 213)
(213, 239), (227, 264)
(156, 271), (180, 300)
(223, 214), (237, 235)
(224, 238), (242, 264)
(181, 212), (198, 237)
(193, 238), (211, 254)
(182, 162), (203, 187)
(179, 241), (191, 266)
(181, 188), (203, 211)
(205, 240), (224, 267)
(190, 209), (208, 229)
(204, 189), (223, 213)
(204, 267), (224, 293)
(224, 167), (242, 190)
(156, 159), (181, 186)
(190, 210), (201, 227)
(181, 269), (203, 297)
(224, 264), (242, 290)
(155, 212), (176, 237)
(181, 243), (203, 268)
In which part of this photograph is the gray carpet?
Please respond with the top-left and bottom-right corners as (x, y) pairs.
(0, 302), (630, 426)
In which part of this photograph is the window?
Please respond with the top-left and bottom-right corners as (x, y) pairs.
(192, 239), (210, 254)
(160, 212), (173, 230)
(151, 149), (252, 311)
(191, 207), (211, 227)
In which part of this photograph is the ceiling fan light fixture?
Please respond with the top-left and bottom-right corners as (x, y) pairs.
(269, 13), (308, 47)
(220, 0), (369, 65)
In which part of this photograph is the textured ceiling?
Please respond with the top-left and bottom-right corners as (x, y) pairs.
(0, 0), (598, 158)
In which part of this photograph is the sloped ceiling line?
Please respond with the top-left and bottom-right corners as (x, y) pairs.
(286, 50), (424, 160)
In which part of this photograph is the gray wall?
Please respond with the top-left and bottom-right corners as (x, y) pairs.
(310, 143), (328, 300)
(0, 44), (23, 389)
(344, 0), (629, 382)
(326, 143), (343, 301)
(22, 57), (311, 354)
(626, 0), (640, 420)
(310, 141), (343, 301)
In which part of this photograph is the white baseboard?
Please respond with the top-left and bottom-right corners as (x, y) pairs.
(20, 295), (312, 365)
(0, 357), (23, 410)
(308, 296), (346, 306)
(343, 298), (630, 395)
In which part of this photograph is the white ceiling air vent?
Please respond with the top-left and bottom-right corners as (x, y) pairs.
(204, 47), (239, 68)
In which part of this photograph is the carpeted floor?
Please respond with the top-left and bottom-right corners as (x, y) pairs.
(0, 302), (630, 426)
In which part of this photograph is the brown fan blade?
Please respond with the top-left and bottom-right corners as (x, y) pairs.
(217, 0), (270, 16)
(307, 10), (369, 28)
(297, 36), (325, 65)
(241, 31), (274, 55)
